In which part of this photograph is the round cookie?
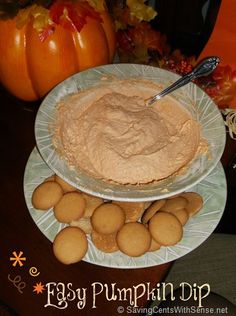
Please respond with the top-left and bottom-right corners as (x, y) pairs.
(70, 217), (92, 234)
(167, 194), (181, 199)
(144, 201), (152, 209)
(160, 196), (188, 212)
(44, 174), (55, 182)
(149, 238), (161, 252)
(53, 227), (88, 264)
(149, 212), (183, 246)
(141, 199), (166, 224)
(91, 230), (119, 253)
(112, 201), (146, 222)
(81, 193), (103, 218)
(91, 203), (125, 234)
(32, 181), (63, 210)
(55, 175), (76, 192)
(116, 222), (151, 257)
(163, 208), (189, 226)
(54, 192), (86, 223)
(180, 192), (203, 216)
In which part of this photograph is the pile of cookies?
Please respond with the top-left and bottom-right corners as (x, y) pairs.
(32, 175), (203, 265)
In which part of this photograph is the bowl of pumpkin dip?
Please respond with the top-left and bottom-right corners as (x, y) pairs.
(35, 64), (226, 201)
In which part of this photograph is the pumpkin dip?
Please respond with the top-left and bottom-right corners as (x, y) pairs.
(53, 79), (200, 184)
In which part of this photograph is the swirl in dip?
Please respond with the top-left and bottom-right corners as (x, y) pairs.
(53, 79), (200, 184)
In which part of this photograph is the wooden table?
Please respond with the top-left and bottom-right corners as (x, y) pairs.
(0, 84), (235, 315)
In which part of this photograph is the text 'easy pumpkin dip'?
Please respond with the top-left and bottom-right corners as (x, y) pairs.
(53, 79), (201, 185)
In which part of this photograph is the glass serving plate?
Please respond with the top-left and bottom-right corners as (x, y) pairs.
(23, 147), (227, 269)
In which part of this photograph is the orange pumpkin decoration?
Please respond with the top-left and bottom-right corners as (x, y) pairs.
(0, 2), (116, 101)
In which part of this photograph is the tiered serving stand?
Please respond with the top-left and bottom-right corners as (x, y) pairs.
(24, 64), (227, 268)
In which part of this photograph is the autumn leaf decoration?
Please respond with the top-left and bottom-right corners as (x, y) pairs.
(2, 0), (105, 42)
(49, 0), (103, 32)
(160, 53), (236, 110)
(202, 65), (236, 109)
(161, 56), (236, 137)
(117, 22), (168, 64)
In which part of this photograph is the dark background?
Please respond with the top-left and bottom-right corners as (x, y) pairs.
(151, 0), (222, 57)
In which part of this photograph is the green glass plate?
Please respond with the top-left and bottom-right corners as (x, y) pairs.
(23, 147), (227, 269)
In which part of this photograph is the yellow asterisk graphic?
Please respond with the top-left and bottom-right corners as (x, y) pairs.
(10, 251), (26, 267)
(33, 282), (45, 294)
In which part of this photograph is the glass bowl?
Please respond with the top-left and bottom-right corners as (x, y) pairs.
(35, 64), (226, 201)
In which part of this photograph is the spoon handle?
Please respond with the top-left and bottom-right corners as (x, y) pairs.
(146, 56), (220, 106)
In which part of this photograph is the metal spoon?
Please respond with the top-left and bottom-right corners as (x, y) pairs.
(145, 56), (220, 106)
